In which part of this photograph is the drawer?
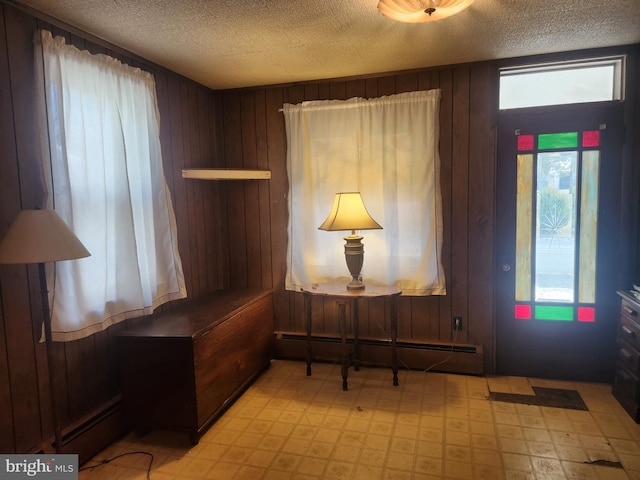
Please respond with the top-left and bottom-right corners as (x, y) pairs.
(621, 299), (640, 323)
(619, 341), (640, 377)
(613, 381), (640, 422)
(615, 365), (640, 403)
(619, 314), (640, 352)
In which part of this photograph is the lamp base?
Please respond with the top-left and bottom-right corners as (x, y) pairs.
(347, 279), (365, 290)
(344, 234), (366, 290)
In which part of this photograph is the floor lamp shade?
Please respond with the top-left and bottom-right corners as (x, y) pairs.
(0, 209), (90, 264)
(319, 192), (382, 290)
(0, 209), (90, 453)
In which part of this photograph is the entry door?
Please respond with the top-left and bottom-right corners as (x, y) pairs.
(495, 106), (623, 382)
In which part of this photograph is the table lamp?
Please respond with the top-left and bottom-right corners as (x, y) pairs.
(0, 209), (90, 453)
(318, 192), (382, 290)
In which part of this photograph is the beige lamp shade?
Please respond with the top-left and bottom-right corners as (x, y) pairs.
(0, 209), (90, 264)
(318, 192), (382, 232)
(377, 0), (474, 23)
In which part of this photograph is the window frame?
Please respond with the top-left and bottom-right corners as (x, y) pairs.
(499, 56), (626, 111)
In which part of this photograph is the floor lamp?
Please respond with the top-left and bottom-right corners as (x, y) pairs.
(0, 209), (90, 453)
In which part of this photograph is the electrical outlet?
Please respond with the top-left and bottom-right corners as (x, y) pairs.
(452, 316), (463, 331)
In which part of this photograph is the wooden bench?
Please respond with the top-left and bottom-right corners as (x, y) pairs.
(116, 289), (274, 444)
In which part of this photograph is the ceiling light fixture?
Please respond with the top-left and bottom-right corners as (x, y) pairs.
(378, 0), (474, 23)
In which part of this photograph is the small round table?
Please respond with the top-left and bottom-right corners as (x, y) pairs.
(301, 283), (402, 391)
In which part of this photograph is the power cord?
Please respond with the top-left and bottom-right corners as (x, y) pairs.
(374, 317), (460, 374)
(79, 451), (154, 479)
(422, 322), (459, 373)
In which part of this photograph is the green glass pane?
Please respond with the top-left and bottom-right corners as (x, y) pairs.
(578, 150), (599, 303)
(515, 154), (533, 302)
(535, 305), (574, 321)
(538, 132), (578, 150)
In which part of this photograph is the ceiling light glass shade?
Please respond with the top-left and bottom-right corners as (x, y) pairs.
(318, 192), (382, 232)
(377, 0), (475, 23)
(0, 209), (90, 264)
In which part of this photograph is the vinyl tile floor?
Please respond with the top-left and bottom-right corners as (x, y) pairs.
(79, 359), (640, 479)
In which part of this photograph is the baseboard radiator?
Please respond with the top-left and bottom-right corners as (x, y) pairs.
(274, 331), (484, 375)
(33, 396), (128, 464)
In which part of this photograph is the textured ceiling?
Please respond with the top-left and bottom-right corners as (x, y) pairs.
(13, 0), (640, 90)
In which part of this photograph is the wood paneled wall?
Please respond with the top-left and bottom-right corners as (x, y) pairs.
(0, 2), (226, 454)
(222, 50), (638, 373)
(1, 0), (637, 458)
(220, 67), (498, 365)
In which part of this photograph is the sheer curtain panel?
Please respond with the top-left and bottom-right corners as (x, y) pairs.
(283, 90), (446, 296)
(35, 30), (186, 341)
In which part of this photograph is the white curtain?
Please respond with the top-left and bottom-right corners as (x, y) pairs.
(35, 30), (187, 341)
(283, 90), (446, 296)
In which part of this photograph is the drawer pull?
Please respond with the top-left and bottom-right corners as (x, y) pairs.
(619, 370), (632, 382)
(622, 326), (636, 338)
(621, 348), (633, 361)
(623, 306), (638, 317)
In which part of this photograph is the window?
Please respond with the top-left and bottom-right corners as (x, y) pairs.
(283, 90), (446, 296)
(499, 57), (625, 110)
(36, 31), (186, 341)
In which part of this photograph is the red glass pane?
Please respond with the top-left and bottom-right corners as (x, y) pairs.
(582, 131), (600, 147)
(577, 307), (595, 322)
(517, 135), (534, 151)
(515, 304), (531, 319)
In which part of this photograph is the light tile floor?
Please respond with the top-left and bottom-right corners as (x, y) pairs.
(79, 360), (640, 479)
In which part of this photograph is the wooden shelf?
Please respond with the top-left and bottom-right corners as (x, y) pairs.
(182, 168), (271, 180)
